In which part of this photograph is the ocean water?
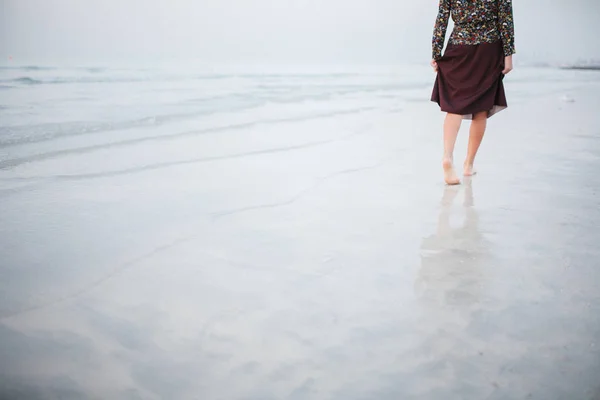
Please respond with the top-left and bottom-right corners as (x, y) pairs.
(0, 65), (428, 142)
(1, 64), (599, 174)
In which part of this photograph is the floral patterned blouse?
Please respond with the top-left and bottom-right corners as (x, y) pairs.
(432, 0), (515, 60)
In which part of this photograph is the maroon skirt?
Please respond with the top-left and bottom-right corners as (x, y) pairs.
(431, 40), (507, 119)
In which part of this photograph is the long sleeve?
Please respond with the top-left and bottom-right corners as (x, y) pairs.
(498, 0), (515, 56)
(432, 0), (450, 60)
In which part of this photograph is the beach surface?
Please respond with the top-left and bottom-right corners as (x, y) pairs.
(1, 65), (600, 399)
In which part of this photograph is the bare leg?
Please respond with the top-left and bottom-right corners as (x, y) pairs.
(443, 113), (462, 185)
(464, 111), (488, 176)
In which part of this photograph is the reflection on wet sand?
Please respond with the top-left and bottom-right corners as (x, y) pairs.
(416, 178), (489, 313)
(406, 179), (502, 398)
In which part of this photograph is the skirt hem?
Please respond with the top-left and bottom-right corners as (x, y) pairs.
(433, 103), (507, 120)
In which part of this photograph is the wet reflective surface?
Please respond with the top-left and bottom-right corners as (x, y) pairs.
(1, 70), (600, 399)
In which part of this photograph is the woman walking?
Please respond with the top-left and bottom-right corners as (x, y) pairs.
(430, 0), (515, 185)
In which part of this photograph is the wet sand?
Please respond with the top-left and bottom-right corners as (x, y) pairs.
(1, 77), (600, 399)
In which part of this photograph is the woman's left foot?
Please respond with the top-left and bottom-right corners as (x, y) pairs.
(463, 163), (477, 176)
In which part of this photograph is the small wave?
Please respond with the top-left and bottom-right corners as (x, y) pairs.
(0, 112), (206, 147)
(0, 76), (139, 85)
(0, 65), (55, 71)
(559, 58), (600, 70)
(560, 65), (600, 71)
(0, 85), (13, 90)
(9, 77), (43, 85)
(23, 66), (56, 71)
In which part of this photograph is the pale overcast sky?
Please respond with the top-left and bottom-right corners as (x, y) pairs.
(1, 0), (599, 66)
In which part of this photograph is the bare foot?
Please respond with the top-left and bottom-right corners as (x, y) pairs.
(463, 162), (477, 176)
(443, 158), (460, 185)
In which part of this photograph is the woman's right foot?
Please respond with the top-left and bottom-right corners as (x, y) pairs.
(442, 158), (460, 185)
(463, 162), (477, 176)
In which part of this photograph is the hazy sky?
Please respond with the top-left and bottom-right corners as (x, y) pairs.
(2, 0), (599, 65)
